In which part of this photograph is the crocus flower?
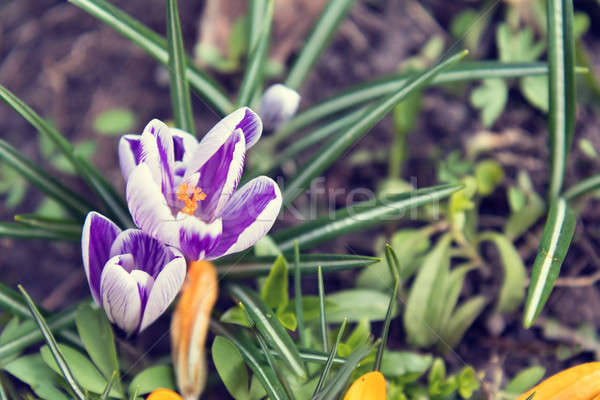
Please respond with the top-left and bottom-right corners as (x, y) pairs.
(344, 371), (386, 400)
(82, 211), (186, 335)
(119, 107), (282, 261)
(259, 84), (301, 131)
(146, 389), (183, 400)
(171, 261), (217, 400)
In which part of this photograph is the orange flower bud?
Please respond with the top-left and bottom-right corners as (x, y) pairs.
(171, 261), (218, 400)
(517, 362), (600, 400)
(146, 388), (183, 400)
(343, 371), (386, 400)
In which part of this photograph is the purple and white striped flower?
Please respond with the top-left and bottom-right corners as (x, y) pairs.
(82, 211), (186, 335)
(119, 107), (282, 261)
(259, 84), (301, 131)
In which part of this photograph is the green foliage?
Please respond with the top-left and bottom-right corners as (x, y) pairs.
(504, 366), (546, 394)
(212, 336), (252, 400)
(93, 109), (137, 135)
(470, 79), (508, 127)
(129, 365), (176, 396)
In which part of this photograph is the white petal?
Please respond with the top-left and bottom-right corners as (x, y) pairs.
(100, 258), (142, 335)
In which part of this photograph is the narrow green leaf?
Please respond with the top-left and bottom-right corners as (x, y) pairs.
(274, 184), (461, 252)
(3, 354), (70, 400)
(210, 320), (289, 400)
(248, 0), (266, 51)
(293, 241), (306, 347)
(384, 244), (401, 280)
(440, 296), (487, 349)
(166, 0), (195, 133)
(18, 286), (85, 400)
(69, 0), (232, 115)
(99, 371), (118, 400)
(215, 253), (380, 278)
(564, 174), (600, 201)
(313, 318), (347, 395)
(0, 222), (78, 241)
(285, 0), (356, 90)
(317, 266), (328, 354)
(227, 285), (307, 380)
(524, 198), (576, 328)
(547, 0), (576, 199)
(282, 51), (467, 205)
(237, 0), (273, 107)
(75, 304), (120, 391)
(212, 336), (250, 400)
(404, 235), (452, 347)
(0, 140), (91, 216)
(260, 254), (289, 310)
(325, 289), (397, 323)
(128, 365), (176, 396)
(374, 276), (399, 372)
(253, 329), (295, 400)
(437, 264), (474, 335)
(273, 62), (577, 145)
(479, 232), (526, 314)
(504, 366), (546, 394)
(14, 214), (81, 238)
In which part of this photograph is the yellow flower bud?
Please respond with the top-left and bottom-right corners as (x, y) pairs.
(171, 261), (218, 400)
(343, 371), (386, 400)
(517, 362), (600, 400)
(146, 388), (183, 400)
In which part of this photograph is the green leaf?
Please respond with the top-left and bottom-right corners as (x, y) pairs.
(504, 366), (546, 394)
(215, 253), (379, 278)
(524, 198), (576, 328)
(457, 366), (480, 399)
(374, 277), (399, 371)
(470, 79), (508, 127)
(520, 75), (549, 112)
(237, 0), (273, 107)
(254, 235), (280, 256)
(404, 235), (452, 347)
(578, 138), (598, 159)
(479, 232), (526, 314)
(93, 108), (137, 135)
(0, 140), (91, 216)
(18, 286), (85, 400)
(274, 184), (461, 252)
(547, 0), (576, 199)
(325, 289), (397, 323)
(167, 0), (195, 133)
(128, 365), (176, 396)
(69, 0), (232, 115)
(504, 191), (545, 241)
(282, 51), (468, 205)
(285, 0), (356, 90)
(496, 24), (546, 63)
(437, 264), (475, 334)
(564, 173), (600, 201)
(475, 159), (504, 196)
(313, 318), (347, 396)
(3, 354), (69, 400)
(317, 266), (327, 353)
(294, 242), (306, 347)
(227, 285), (307, 380)
(212, 336), (250, 400)
(74, 304), (120, 390)
(441, 296), (487, 349)
(380, 351), (432, 379)
(14, 214), (81, 239)
(0, 222), (79, 242)
(260, 255), (289, 310)
(277, 312), (297, 331)
(41, 344), (122, 398)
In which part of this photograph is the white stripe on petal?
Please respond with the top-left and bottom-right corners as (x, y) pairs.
(100, 258), (142, 336)
(118, 135), (142, 181)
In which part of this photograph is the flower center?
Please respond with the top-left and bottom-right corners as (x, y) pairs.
(176, 183), (207, 215)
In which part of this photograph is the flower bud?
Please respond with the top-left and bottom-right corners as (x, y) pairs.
(171, 261), (218, 400)
(259, 84), (301, 131)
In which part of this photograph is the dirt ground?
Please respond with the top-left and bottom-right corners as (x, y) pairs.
(1, 0), (600, 398)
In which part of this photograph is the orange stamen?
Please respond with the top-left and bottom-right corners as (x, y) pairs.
(176, 183), (206, 215)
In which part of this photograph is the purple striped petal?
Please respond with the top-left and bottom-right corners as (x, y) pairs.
(82, 212), (122, 304)
(195, 129), (246, 220)
(109, 229), (176, 278)
(184, 108), (261, 178)
(173, 214), (222, 260)
(118, 135), (142, 181)
(171, 128), (199, 163)
(100, 257), (142, 335)
(138, 119), (177, 202)
(206, 176), (281, 259)
(126, 163), (175, 242)
(139, 256), (186, 332)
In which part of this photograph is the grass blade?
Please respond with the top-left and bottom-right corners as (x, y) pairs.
(14, 214), (81, 238)
(282, 51), (468, 205)
(523, 198), (576, 327)
(166, 0), (195, 133)
(273, 62), (579, 145)
(99, 371), (118, 400)
(237, 0), (274, 107)
(0, 140), (91, 216)
(210, 320), (289, 400)
(227, 284), (307, 380)
(68, 0), (232, 115)
(274, 184), (461, 252)
(17, 286), (85, 400)
(285, 0), (356, 90)
(563, 174), (600, 201)
(374, 277), (399, 372)
(313, 318), (347, 395)
(293, 241), (306, 347)
(317, 266), (328, 353)
(547, 0), (576, 199)
(277, 348), (346, 365)
(215, 253), (380, 278)
(0, 222), (79, 241)
(254, 330), (295, 400)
